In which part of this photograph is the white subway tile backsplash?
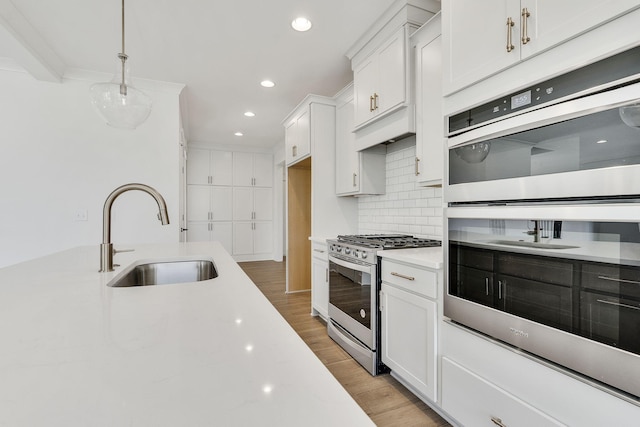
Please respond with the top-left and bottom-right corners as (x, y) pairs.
(358, 139), (443, 239)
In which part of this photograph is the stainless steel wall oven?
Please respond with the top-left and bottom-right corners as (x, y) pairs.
(445, 46), (640, 403)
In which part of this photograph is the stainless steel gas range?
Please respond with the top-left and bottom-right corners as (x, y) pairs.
(326, 234), (441, 375)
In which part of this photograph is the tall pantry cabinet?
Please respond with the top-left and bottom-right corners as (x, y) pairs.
(186, 147), (274, 261)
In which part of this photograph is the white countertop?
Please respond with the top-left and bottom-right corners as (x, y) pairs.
(0, 242), (374, 426)
(378, 247), (443, 270)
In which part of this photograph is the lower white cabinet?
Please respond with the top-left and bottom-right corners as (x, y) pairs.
(380, 258), (438, 403)
(311, 240), (329, 319)
(233, 222), (273, 256)
(441, 358), (564, 427)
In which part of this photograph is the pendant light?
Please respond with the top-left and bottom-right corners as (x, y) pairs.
(90, 0), (152, 129)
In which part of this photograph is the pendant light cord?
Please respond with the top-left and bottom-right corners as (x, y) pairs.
(118, 0), (128, 95)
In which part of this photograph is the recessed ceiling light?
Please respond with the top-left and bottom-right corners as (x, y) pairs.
(261, 80), (275, 88)
(234, 132), (243, 136)
(291, 17), (312, 32)
(244, 111), (255, 117)
(596, 139), (607, 144)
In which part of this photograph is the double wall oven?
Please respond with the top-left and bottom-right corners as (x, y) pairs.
(327, 235), (441, 375)
(446, 46), (640, 402)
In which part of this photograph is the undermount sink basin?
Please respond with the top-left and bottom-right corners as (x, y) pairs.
(488, 240), (580, 250)
(107, 258), (218, 287)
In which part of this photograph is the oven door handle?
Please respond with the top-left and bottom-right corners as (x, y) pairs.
(328, 255), (374, 274)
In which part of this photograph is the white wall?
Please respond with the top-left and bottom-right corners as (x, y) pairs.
(0, 69), (184, 268)
(358, 136), (443, 239)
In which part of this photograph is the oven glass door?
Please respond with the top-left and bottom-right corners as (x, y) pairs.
(328, 256), (373, 331)
(449, 216), (640, 356)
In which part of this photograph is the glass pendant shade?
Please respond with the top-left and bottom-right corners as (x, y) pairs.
(90, 61), (152, 129)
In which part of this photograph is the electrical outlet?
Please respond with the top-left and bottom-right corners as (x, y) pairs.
(74, 209), (88, 221)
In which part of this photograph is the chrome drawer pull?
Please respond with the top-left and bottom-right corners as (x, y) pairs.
(491, 417), (507, 427)
(391, 272), (415, 281)
(597, 275), (640, 285)
(313, 249), (325, 253)
(597, 299), (640, 311)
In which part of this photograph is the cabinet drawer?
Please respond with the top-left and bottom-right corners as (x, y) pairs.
(582, 262), (640, 299)
(382, 260), (437, 299)
(311, 241), (328, 261)
(442, 358), (564, 427)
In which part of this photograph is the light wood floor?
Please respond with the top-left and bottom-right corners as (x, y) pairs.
(239, 259), (451, 427)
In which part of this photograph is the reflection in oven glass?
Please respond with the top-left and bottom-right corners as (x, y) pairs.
(329, 262), (371, 329)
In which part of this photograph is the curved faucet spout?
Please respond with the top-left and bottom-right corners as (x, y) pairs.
(100, 183), (170, 272)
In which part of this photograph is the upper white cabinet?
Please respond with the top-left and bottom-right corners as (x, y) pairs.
(353, 26), (409, 129)
(284, 107), (311, 166)
(335, 85), (386, 196)
(346, 0), (440, 150)
(442, 0), (640, 95)
(232, 152), (273, 187)
(187, 148), (232, 186)
(413, 14), (443, 187)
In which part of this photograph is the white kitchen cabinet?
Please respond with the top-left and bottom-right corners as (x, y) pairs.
(232, 151), (273, 187)
(232, 187), (273, 221)
(442, 0), (640, 95)
(413, 15), (443, 187)
(441, 358), (564, 427)
(284, 108), (311, 166)
(187, 186), (232, 222)
(187, 148), (232, 186)
(186, 221), (232, 253)
(311, 240), (329, 320)
(353, 26), (409, 130)
(335, 86), (386, 196)
(233, 221), (273, 256)
(380, 258), (438, 403)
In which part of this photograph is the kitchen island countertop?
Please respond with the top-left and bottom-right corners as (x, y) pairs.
(0, 242), (374, 426)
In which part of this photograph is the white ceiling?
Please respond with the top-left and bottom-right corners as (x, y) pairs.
(0, 0), (398, 149)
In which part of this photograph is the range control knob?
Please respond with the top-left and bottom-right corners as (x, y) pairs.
(354, 250), (360, 258)
(344, 248), (351, 255)
(336, 245), (342, 253)
(361, 251), (368, 259)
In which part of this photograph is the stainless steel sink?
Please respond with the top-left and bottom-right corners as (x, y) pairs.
(107, 258), (218, 287)
(488, 240), (580, 250)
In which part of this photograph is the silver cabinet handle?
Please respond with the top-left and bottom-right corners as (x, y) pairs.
(491, 417), (507, 427)
(369, 95), (375, 112)
(373, 93), (379, 111)
(485, 277), (489, 296)
(313, 249), (325, 253)
(325, 268), (329, 283)
(597, 275), (640, 285)
(498, 280), (503, 299)
(391, 272), (415, 281)
(292, 145), (297, 157)
(415, 157), (420, 176)
(521, 7), (531, 45)
(352, 173), (357, 187)
(506, 17), (515, 52)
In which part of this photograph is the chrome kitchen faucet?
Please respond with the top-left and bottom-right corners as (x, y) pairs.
(99, 183), (169, 272)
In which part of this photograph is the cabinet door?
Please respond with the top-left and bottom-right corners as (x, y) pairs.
(253, 187), (273, 221)
(443, 0), (520, 94)
(415, 31), (443, 186)
(187, 148), (211, 185)
(441, 358), (564, 427)
(285, 120), (297, 165)
(232, 187), (253, 221)
(335, 98), (360, 195)
(312, 257), (329, 319)
(253, 222), (273, 254)
(520, 0), (640, 60)
(232, 222), (254, 255)
(381, 283), (437, 402)
(186, 185), (210, 222)
(210, 150), (233, 186)
(253, 153), (273, 187)
(211, 187), (232, 221)
(353, 56), (378, 128)
(377, 27), (407, 116)
(295, 109), (311, 161)
(232, 151), (254, 187)
(211, 222), (233, 253)
(186, 222), (210, 242)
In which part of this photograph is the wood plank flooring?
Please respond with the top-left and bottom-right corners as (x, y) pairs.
(239, 259), (451, 427)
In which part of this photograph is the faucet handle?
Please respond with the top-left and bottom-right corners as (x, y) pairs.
(113, 247), (135, 254)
